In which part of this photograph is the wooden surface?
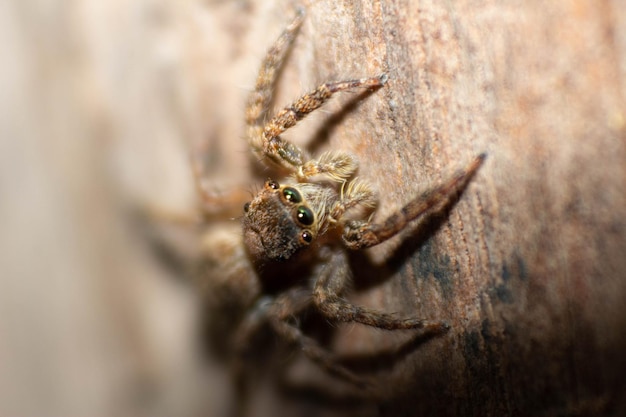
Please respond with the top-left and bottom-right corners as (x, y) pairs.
(3, 0), (625, 416)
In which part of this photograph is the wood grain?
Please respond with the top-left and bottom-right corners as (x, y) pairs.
(204, 1), (626, 415)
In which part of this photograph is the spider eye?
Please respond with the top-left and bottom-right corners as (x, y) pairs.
(296, 206), (314, 226)
(266, 179), (279, 190)
(243, 202), (250, 213)
(282, 187), (302, 203)
(301, 230), (313, 244)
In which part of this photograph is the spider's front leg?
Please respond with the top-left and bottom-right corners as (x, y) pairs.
(343, 153), (486, 249)
(244, 11), (387, 174)
(255, 75), (387, 173)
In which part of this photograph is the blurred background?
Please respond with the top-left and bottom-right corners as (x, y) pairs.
(0, 1), (253, 416)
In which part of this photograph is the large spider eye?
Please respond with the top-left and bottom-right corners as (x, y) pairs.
(266, 179), (279, 190)
(282, 187), (302, 203)
(296, 206), (314, 226)
(243, 202), (250, 213)
(300, 230), (313, 244)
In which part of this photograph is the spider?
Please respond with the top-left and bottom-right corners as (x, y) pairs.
(191, 8), (486, 396)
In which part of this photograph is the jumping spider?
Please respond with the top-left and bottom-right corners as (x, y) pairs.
(192, 9), (485, 392)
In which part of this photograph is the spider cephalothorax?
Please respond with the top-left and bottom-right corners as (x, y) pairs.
(243, 179), (325, 261)
(190, 7), (486, 402)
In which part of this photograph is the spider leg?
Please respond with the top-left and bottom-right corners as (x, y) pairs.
(265, 288), (372, 388)
(228, 291), (310, 417)
(256, 75), (387, 172)
(244, 10), (387, 174)
(296, 151), (359, 182)
(246, 9), (305, 135)
(343, 153), (486, 249)
(313, 251), (449, 332)
(329, 177), (378, 222)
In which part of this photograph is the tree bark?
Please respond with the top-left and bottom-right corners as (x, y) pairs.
(196, 1), (626, 415)
(225, 1), (626, 416)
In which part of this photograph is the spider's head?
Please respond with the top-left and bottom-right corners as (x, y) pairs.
(242, 179), (317, 262)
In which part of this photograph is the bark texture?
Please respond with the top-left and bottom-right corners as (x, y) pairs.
(3, 0), (625, 416)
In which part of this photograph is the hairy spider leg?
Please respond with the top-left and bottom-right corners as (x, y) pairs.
(246, 9), (305, 152)
(343, 153), (486, 249)
(230, 289), (311, 415)
(243, 10), (388, 178)
(254, 76), (388, 172)
(313, 251), (449, 332)
(190, 9), (305, 218)
(265, 288), (373, 388)
(297, 151), (359, 183)
(329, 177), (378, 223)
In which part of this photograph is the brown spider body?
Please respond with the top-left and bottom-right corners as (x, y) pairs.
(243, 180), (335, 262)
(190, 8), (486, 400)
